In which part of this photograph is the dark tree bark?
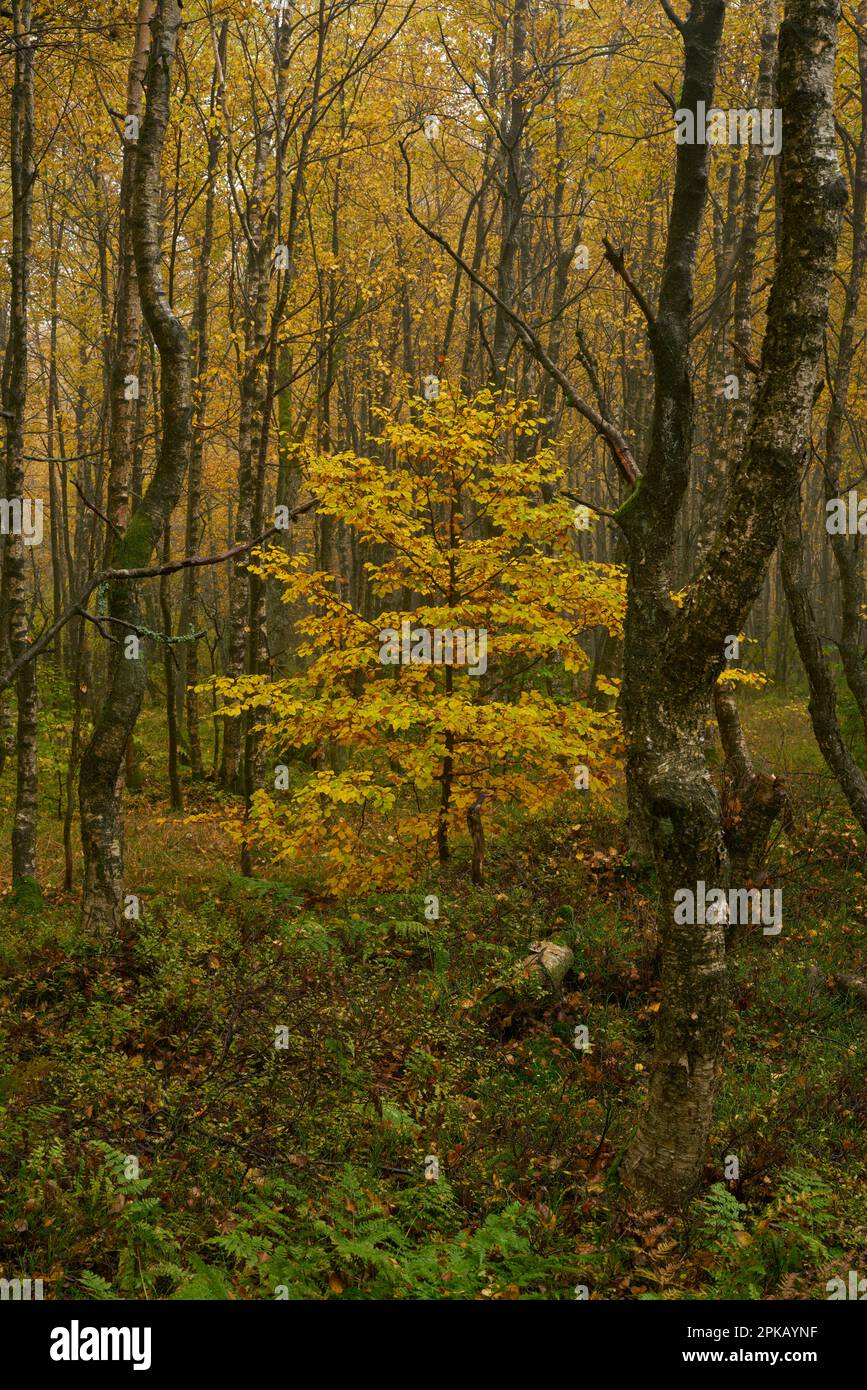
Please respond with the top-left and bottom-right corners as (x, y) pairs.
(621, 0), (845, 1205)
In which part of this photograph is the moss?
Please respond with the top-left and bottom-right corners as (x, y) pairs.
(112, 509), (154, 570)
(11, 875), (43, 912)
(657, 815), (675, 842)
(613, 475), (642, 528)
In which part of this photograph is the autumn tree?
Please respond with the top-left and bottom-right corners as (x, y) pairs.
(214, 391), (623, 894)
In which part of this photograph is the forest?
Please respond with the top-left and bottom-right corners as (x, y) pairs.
(0, 0), (865, 1312)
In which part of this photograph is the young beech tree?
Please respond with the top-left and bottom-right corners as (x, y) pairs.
(213, 392), (624, 895)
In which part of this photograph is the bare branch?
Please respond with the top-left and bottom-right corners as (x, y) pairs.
(398, 137), (640, 489)
(71, 475), (120, 536)
(653, 81), (678, 112)
(602, 237), (657, 333)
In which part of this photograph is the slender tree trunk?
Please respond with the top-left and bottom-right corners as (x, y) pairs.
(160, 523), (182, 810)
(491, 0), (528, 386)
(2, 0), (39, 894)
(781, 494), (867, 828)
(106, 0), (155, 545)
(820, 2), (867, 735)
(46, 207), (68, 664)
(182, 20), (226, 780)
(63, 615), (86, 892)
(221, 135), (269, 790)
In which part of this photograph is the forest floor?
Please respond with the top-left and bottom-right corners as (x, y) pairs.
(0, 691), (864, 1300)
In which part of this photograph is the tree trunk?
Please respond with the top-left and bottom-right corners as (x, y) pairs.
(160, 524), (182, 810)
(2, 0), (39, 895)
(780, 493), (867, 829)
(820, 2), (867, 736)
(181, 19), (227, 781)
(78, 0), (191, 934)
(621, 0), (844, 1206)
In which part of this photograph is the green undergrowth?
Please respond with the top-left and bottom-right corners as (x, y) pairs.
(0, 774), (864, 1299)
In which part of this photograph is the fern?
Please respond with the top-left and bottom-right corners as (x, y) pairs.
(77, 1271), (117, 1301)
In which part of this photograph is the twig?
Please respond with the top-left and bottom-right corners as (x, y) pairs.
(77, 608), (121, 645)
(602, 237), (657, 333)
(70, 475), (121, 536)
(653, 81), (678, 112)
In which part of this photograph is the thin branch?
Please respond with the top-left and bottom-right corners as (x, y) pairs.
(398, 137), (640, 490)
(660, 0), (687, 35)
(602, 237), (657, 333)
(70, 475), (120, 536)
(0, 500), (317, 693)
(653, 81), (678, 112)
(78, 608), (120, 645)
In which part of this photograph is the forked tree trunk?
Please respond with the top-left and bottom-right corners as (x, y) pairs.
(621, 0), (844, 1205)
(78, 0), (191, 934)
